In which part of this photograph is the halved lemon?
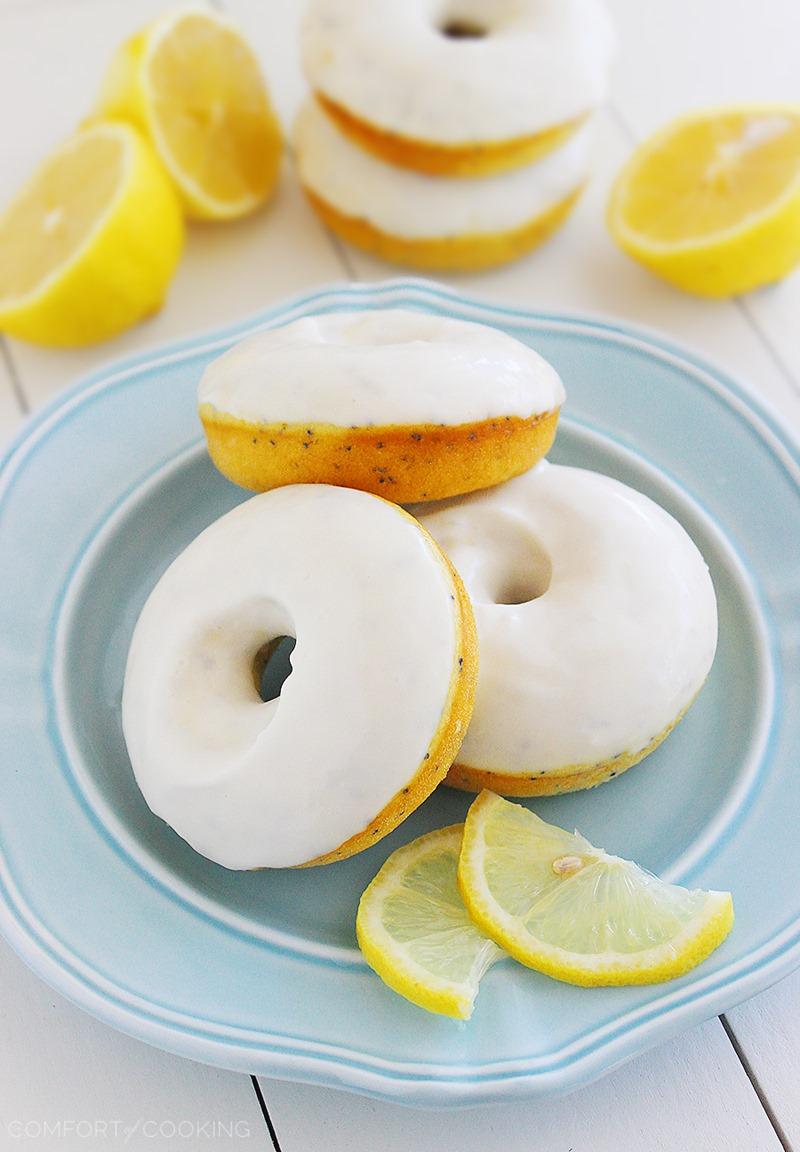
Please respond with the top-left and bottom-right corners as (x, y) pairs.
(356, 825), (503, 1020)
(459, 792), (733, 987)
(0, 121), (183, 347)
(98, 5), (282, 220)
(608, 105), (800, 296)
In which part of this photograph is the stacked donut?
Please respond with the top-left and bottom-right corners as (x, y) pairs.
(122, 310), (717, 871)
(294, 0), (616, 271)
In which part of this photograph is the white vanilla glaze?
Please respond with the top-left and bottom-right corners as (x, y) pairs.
(294, 101), (591, 240)
(122, 485), (461, 869)
(199, 308), (564, 428)
(302, 0), (615, 144)
(415, 462), (718, 775)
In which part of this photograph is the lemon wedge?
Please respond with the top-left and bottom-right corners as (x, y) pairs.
(98, 5), (282, 220)
(458, 792), (733, 987)
(356, 825), (503, 1020)
(0, 122), (183, 347)
(608, 106), (800, 296)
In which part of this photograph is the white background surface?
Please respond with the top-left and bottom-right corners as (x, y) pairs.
(1, 1), (800, 1148)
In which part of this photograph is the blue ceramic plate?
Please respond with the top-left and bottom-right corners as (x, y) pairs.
(1, 279), (799, 1107)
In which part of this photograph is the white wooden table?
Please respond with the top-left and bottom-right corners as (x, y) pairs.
(2, 1), (800, 1147)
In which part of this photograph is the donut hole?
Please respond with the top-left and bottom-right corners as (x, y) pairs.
(494, 556), (551, 605)
(439, 17), (488, 39)
(492, 545), (552, 605)
(440, 510), (552, 606)
(253, 635), (296, 703)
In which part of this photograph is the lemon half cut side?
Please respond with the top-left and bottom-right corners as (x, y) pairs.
(608, 105), (800, 296)
(98, 5), (283, 220)
(0, 121), (183, 347)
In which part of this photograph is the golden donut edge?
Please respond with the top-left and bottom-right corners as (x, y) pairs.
(199, 407), (560, 503)
(301, 184), (584, 272)
(445, 693), (703, 797)
(316, 92), (589, 178)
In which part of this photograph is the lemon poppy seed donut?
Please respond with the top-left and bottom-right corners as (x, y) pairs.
(294, 100), (590, 271)
(302, 0), (615, 177)
(198, 309), (564, 502)
(414, 462), (718, 796)
(122, 485), (477, 869)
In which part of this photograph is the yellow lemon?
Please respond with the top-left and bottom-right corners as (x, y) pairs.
(459, 792), (733, 987)
(0, 122), (183, 347)
(608, 106), (800, 296)
(98, 5), (282, 220)
(356, 825), (503, 1020)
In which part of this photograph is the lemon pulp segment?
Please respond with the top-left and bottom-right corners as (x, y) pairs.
(459, 792), (733, 986)
(357, 825), (502, 1019)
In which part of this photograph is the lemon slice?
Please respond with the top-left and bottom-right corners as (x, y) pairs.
(356, 825), (503, 1019)
(459, 792), (733, 987)
(608, 105), (800, 296)
(98, 6), (282, 220)
(0, 122), (183, 347)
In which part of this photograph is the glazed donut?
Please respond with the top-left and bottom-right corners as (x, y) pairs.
(414, 462), (718, 795)
(302, 0), (615, 177)
(294, 100), (590, 271)
(122, 485), (477, 869)
(198, 309), (564, 502)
